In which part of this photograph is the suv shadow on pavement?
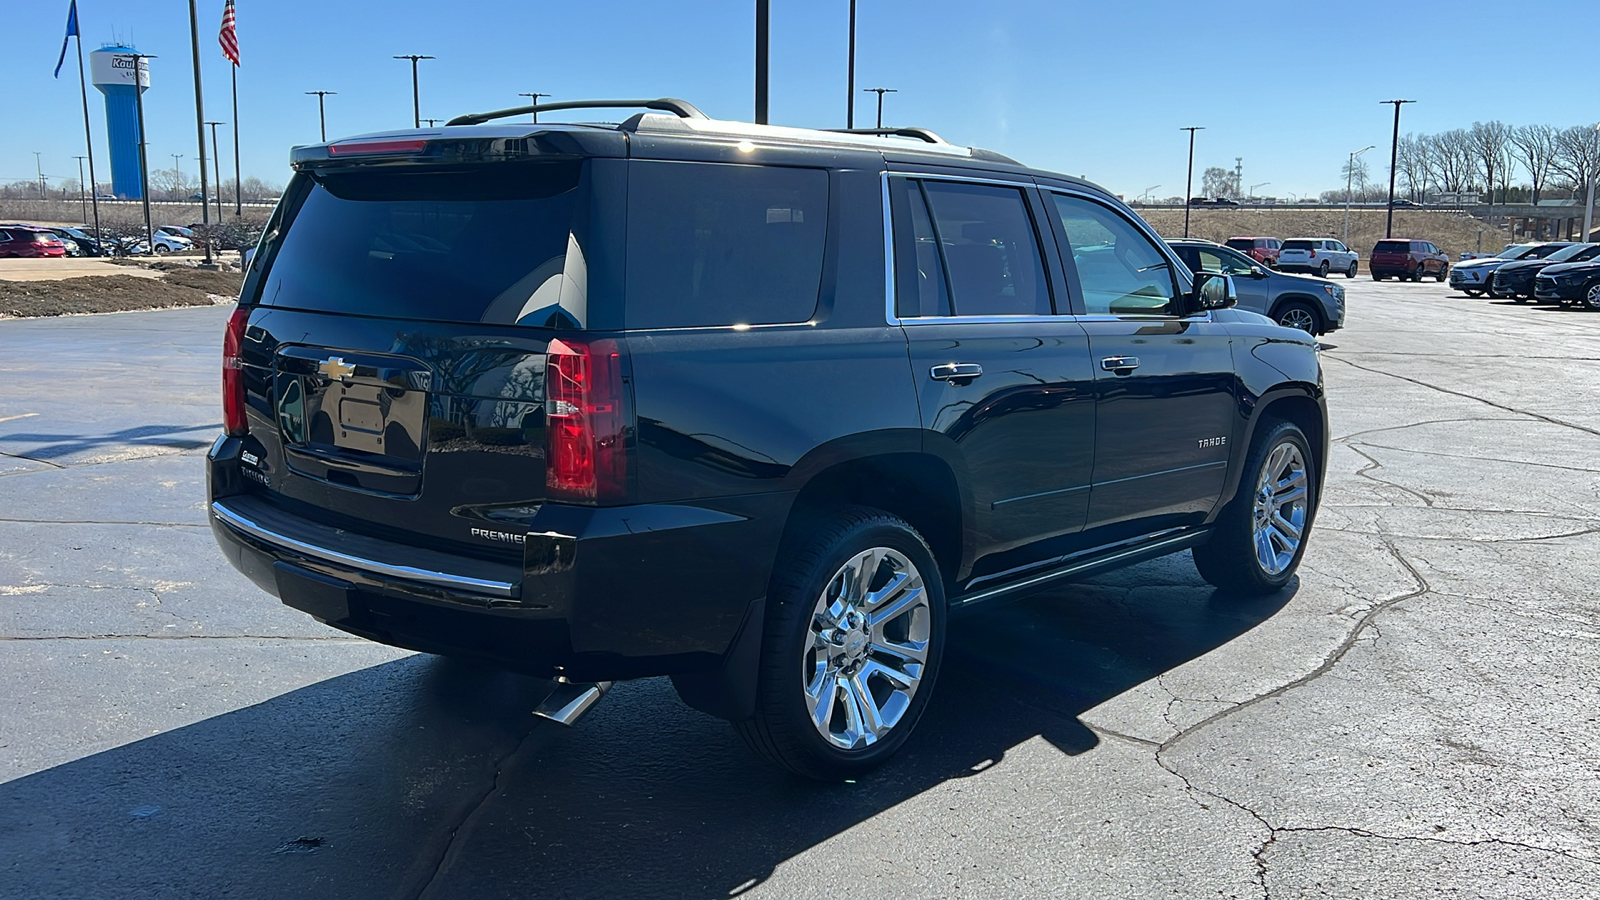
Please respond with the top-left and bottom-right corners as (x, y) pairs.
(0, 555), (1293, 899)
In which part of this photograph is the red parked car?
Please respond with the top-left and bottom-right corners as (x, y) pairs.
(0, 226), (68, 258)
(1369, 238), (1449, 282)
(1225, 236), (1282, 267)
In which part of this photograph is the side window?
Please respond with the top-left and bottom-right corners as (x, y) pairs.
(625, 160), (828, 329)
(907, 180), (1052, 317)
(1051, 194), (1180, 316)
(895, 180), (953, 317)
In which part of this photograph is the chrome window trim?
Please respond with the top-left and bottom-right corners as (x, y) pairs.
(883, 171), (1210, 327)
(211, 500), (519, 599)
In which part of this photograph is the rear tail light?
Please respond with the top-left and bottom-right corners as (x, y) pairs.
(1308, 249), (1317, 258)
(222, 305), (249, 436)
(328, 139), (428, 156)
(545, 338), (629, 503)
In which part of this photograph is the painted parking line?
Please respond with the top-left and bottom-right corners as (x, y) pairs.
(0, 413), (41, 424)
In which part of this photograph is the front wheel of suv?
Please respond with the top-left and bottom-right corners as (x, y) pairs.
(735, 507), (946, 780)
(1193, 420), (1317, 596)
(1275, 302), (1321, 334)
(1586, 283), (1600, 310)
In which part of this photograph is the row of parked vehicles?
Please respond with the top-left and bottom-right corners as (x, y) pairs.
(1447, 241), (1600, 308)
(0, 223), (197, 258)
(1223, 235), (1455, 282)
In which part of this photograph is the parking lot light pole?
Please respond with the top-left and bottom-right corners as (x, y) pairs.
(1584, 123), (1598, 242)
(755, 0), (769, 124)
(72, 156), (88, 220)
(865, 87), (897, 129)
(518, 92), (550, 123)
(305, 91), (335, 141)
(1344, 145), (1374, 244)
(205, 121), (225, 222)
(1250, 182), (1269, 201)
(393, 55), (434, 128)
(1382, 100), (1415, 238)
(1181, 126), (1204, 238)
(1142, 184), (1160, 204)
(846, 0), (857, 128)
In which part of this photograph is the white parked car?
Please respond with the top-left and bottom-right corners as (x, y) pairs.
(151, 232), (192, 254)
(1276, 238), (1359, 278)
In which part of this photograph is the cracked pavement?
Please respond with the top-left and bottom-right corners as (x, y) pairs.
(2, 282), (1598, 898)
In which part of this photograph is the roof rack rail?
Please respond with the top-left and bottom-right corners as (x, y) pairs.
(447, 98), (706, 128)
(823, 126), (948, 145)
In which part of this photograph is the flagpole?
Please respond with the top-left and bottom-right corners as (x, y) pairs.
(72, 22), (100, 244)
(231, 66), (241, 216)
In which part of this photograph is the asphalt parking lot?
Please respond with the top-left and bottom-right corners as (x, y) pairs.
(2, 281), (1598, 898)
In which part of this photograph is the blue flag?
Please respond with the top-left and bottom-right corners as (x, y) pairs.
(53, 0), (79, 79)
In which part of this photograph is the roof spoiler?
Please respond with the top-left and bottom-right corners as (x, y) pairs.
(447, 98), (706, 127)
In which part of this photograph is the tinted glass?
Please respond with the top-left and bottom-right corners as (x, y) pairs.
(626, 161), (827, 329)
(1374, 241), (1409, 253)
(1498, 244), (1536, 258)
(1526, 244), (1568, 259)
(1568, 245), (1600, 262)
(1282, 240), (1315, 251)
(1544, 243), (1592, 262)
(918, 181), (1051, 316)
(896, 180), (952, 317)
(1224, 238), (1254, 250)
(259, 161), (586, 326)
(1053, 194), (1179, 316)
(1202, 247), (1258, 276)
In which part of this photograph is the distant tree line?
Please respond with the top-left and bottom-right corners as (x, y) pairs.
(0, 175), (281, 204)
(1321, 123), (1600, 208)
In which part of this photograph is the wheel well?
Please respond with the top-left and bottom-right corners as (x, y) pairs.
(1258, 395), (1325, 481)
(1269, 295), (1324, 327)
(781, 454), (962, 591)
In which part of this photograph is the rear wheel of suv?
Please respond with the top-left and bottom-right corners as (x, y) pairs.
(1435, 265), (1448, 283)
(1193, 420), (1316, 595)
(1317, 261), (1330, 278)
(1275, 302), (1320, 334)
(1372, 273), (1385, 281)
(735, 507), (946, 780)
(1345, 261), (1358, 278)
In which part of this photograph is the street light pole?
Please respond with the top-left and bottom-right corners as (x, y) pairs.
(1142, 184), (1161, 205)
(393, 55), (434, 128)
(518, 92), (550, 123)
(754, 0), (769, 124)
(129, 53), (157, 249)
(72, 156), (88, 220)
(865, 87), (897, 128)
(1584, 123), (1599, 242)
(186, 0), (214, 265)
(1181, 126), (1204, 238)
(1344, 144), (1374, 244)
(205, 121), (225, 222)
(1250, 182), (1270, 201)
(1381, 99), (1415, 238)
(33, 151), (45, 199)
(305, 91), (335, 141)
(846, 0), (857, 128)
(170, 154), (185, 201)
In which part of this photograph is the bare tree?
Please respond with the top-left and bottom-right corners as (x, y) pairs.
(1511, 124), (1557, 204)
(1550, 124), (1600, 198)
(1397, 134), (1430, 201)
(1201, 166), (1236, 199)
(1340, 155), (1370, 200)
(1468, 121), (1514, 211)
(150, 166), (196, 202)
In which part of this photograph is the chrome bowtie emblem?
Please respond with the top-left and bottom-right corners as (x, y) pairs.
(317, 356), (356, 380)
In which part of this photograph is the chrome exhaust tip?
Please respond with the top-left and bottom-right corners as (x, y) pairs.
(532, 678), (614, 727)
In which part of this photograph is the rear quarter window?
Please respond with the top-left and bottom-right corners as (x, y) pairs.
(624, 161), (828, 329)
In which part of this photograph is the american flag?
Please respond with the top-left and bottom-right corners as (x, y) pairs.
(219, 0), (239, 66)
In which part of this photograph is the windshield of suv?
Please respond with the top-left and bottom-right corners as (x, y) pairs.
(1497, 244), (1537, 259)
(1524, 244), (1570, 260)
(258, 161), (587, 326)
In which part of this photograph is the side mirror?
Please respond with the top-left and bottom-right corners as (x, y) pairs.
(1193, 271), (1237, 310)
(1250, 266), (1268, 278)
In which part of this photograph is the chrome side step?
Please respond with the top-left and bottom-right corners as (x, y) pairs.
(533, 678), (614, 726)
(950, 528), (1205, 611)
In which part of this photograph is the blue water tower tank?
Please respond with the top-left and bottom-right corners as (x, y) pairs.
(90, 46), (150, 200)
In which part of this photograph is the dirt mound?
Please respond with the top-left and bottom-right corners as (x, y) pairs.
(0, 271), (234, 318)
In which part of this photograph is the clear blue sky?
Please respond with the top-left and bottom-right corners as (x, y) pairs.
(4, 0), (1594, 200)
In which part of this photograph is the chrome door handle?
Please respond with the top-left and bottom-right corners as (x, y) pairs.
(1100, 356), (1140, 372)
(930, 362), (983, 383)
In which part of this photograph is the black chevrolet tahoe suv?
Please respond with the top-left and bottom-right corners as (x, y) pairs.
(209, 99), (1327, 779)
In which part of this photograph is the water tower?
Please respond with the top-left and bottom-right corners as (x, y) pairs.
(89, 46), (150, 200)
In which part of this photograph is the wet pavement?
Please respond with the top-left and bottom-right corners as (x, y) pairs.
(2, 283), (1597, 898)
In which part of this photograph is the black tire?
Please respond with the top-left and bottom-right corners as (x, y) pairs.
(1512, 295), (1528, 304)
(1464, 289), (1482, 297)
(1274, 301), (1321, 334)
(1345, 261), (1358, 278)
(1371, 273), (1385, 281)
(1193, 420), (1317, 595)
(1317, 261), (1330, 278)
(735, 507), (946, 780)
(1585, 283), (1600, 311)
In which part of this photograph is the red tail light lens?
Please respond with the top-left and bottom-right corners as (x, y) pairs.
(328, 139), (428, 156)
(545, 338), (628, 503)
(222, 305), (249, 436)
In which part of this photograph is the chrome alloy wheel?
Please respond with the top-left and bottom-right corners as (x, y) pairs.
(1279, 307), (1316, 332)
(1252, 441), (1310, 576)
(1586, 283), (1600, 310)
(804, 547), (930, 750)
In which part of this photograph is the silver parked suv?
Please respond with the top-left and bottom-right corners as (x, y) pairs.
(1170, 239), (1345, 334)
(1276, 238), (1359, 278)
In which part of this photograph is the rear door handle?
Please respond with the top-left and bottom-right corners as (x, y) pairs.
(1100, 356), (1140, 372)
(930, 362), (983, 383)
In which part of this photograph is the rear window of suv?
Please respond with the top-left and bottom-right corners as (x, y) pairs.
(624, 161), (828, 329)
(1282, 240), (1315, 251)
(1225, 238), (1256, 249)
(1374, 241), (1411, 253)
(258, 161), (588, 326)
